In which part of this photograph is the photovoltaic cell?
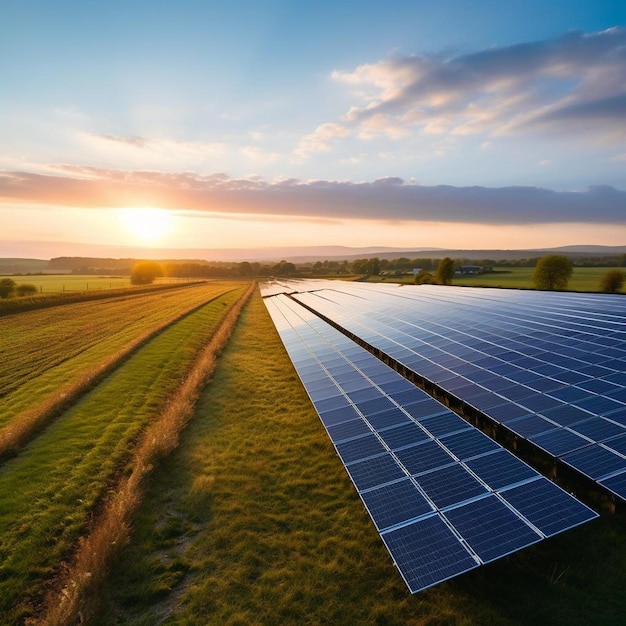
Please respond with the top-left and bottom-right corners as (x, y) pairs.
(465, 450), (537, 491)
(439, 429), (501, 460)
(560, 444), (626, 480)
(346, 453), (407, 491)
(378, 422), (431, 450)
(395, 440), (456, 476)
(326, 418), (371, 442)
(360, 478), (434, 531)
(529, 429), (591, 456)
(599, 472), (626, 501)
(416, 463), (488, 508)
(500, 478), (597, 536)
(381, 515), (479, 593)
(443, 495), (541, 562)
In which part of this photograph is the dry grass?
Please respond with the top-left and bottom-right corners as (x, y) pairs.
(38, 282), (256, 626)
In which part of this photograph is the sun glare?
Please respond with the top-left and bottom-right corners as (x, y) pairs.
(120, 208), (173, 244)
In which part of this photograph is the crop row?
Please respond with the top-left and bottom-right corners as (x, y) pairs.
(0, 282), (235, 430)
(0, 285), (249, 623)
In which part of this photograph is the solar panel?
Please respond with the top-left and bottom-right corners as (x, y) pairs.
(439, 429), (502, 460)
(381, 515), (479, 593)
(442, 495), (542, 563)
(465, 449), (538, 491)
(326, 418), (371, 443)
(360, 478), (434, 531)
(346, 453), (407, 491)
(262, 290), (599, 595)
(500, 478), (597, 536)
(416, 463), (488, 508)
(335, 434), (387, 464)
(395, 440), (456, 476)
(599, 472), (626, 501)
(378, 422), (431, 450)
(560, 444), (626, 480)
(283, 281), (626, 503)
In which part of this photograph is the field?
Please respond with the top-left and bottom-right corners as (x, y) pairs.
(0, 282), (252, 623)
(8, 274), (192, 293)
(1, 283), (625, 624)
(375, 266), (626, 292)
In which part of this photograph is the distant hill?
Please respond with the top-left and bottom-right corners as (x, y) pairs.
(0, 258), (49, 274)
(1, 244), (625, 269)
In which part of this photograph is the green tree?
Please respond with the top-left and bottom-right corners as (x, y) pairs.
(130, 261), (163, 285)
(532, 255), (573, 290)
(599, 269), (625, 294)
(366, 257), (381, 275)
(436, 257), (455, 285)
(16, 283), (38, 296)
(0, 278), (16, 298)
(414, 270), (434, 285)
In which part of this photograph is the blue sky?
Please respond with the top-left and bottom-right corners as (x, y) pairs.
(1, 0), (625, 257)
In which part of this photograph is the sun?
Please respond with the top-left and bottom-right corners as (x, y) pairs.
(120, 208), (173, 244)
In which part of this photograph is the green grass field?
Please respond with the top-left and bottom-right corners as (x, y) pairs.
(374, 266), (626, 292)
(8, 274), (194, 293)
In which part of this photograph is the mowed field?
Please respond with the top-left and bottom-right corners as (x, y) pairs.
(9, 274), (192, 293)
(1, 284), (625, 624)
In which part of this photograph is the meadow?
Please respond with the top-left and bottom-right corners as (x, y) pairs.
(8, 274), (191, 294)
(376, 265), (626, 292)
(0, 283), (624, 625)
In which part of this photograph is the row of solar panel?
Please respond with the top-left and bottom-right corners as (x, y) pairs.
(264, 292), (597, 593)
(285, 282), (626, 502)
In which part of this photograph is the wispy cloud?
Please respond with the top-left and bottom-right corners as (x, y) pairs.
(1, 168), (624, 226)
(294, 123), (350, 159)
(328, 27), (626, 143)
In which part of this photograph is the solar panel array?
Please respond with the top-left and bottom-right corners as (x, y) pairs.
(282, 280), (626, 502)
(263, 291), (597, 594)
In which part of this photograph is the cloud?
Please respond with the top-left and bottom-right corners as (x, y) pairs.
(1, 168), (624, 226)
(330, 27), (626, 142)
(91, 134), (150, 148)
(294, 123), (350, 158)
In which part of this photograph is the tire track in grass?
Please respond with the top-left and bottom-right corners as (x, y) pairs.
(0, 284), (252, 624)
(0, 285), (236, 460)
(38, 282), (256, 626)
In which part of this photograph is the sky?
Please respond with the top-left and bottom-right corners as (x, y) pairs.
(1, 0), (626, 259)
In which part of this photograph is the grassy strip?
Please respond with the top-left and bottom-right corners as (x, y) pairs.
(0, 281), (207, 317)
(0, 285), (240, 459)
(39, 281), (257, 626)
(94, 292), (625, 625)
(0, 284), (224, 400)
(0, 286), (249, 624)
(0, 284), (234, 429)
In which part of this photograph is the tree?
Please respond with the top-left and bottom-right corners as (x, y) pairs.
(436, 257), (455, 285)
(414, 270), (434, 285)
(532, 255), (573, 290)
(599, 269), (625, 294)
(16, 283), (38, 296)
(130, 261), (163, 285)
(0, 278), (16, 298)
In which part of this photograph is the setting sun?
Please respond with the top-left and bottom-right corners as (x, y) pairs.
(120, 208), (173, 244)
